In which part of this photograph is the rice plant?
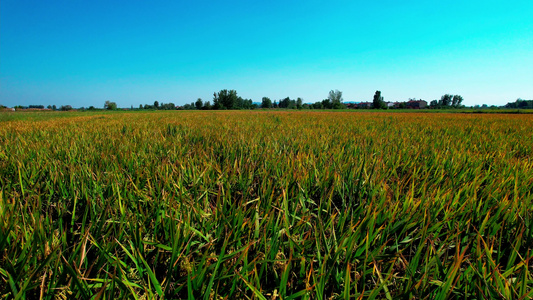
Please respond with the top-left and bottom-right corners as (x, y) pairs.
(0, 111), (531, 299)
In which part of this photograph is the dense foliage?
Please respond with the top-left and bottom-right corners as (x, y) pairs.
(429, 94), (464, 109)
(0, 111), (532, 299)
(505, 99), (533, 109)
(372, 91), (386, 109)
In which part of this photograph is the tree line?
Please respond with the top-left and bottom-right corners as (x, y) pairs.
(13, 90), (518, 112)
(504, 98), (533, 109)
(429, 94), (464, 109)
(9, 104), (74, 111)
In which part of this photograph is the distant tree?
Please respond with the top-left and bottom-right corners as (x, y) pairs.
(261, 97), (273, 108)
(429, 100), (439, 109)
(439, 94), (453, 107)
(213, 89), (239, 109)
(288, 99), (296, 109)
(104, 100), (117, 110)
(213, 92), (220, 109)
(452, 95), (464, 108)
(154, 101), (159, 109)
(52, 105), (57, 111)
(313, 101), (324, 109)
(296, 97), (303, 109)
(221, 90), (238, 109)
(328, 90), (344, 109)
(506, 98), (533, 109)
(234, 97), (243, 109)
(372, 91), (386, 109)
(279, 99), (287, 108)
(321, 99), (332, 109)
(233, 97), (253, 109)
(47, 105), (52, 109)
(89, 106), (96, 110)
(195, 98), (203, 110)
(159, 102), (175, 110)
(203, 101), (212, 110)
(276, 97), (296, 109)
(328, 89), (343, 102)
(281, 97), (290, 108)
(242, 98), (253, 109)
(451, 96), (458, 107)
(60, 105), (73, 111)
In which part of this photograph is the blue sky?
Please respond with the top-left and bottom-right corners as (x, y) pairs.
(1, 0), (532, 108)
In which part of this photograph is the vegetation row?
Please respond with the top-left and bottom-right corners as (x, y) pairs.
(3, 90), (531, 112)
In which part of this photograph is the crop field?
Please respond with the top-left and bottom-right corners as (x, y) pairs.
(1, 111), (532, 299)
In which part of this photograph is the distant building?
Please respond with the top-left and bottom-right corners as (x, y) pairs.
(406, 100), (428, 109)
(358, 102), (372, 109)
(345, 103), (358, 109)
(386, 102), (400, 108)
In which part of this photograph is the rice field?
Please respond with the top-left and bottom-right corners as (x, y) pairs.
(0, 110), (532, 299)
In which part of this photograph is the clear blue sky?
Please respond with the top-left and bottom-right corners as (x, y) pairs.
(1, 0), (532, 108)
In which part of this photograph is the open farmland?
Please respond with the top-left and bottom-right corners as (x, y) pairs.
(1, 111), (532, 299)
